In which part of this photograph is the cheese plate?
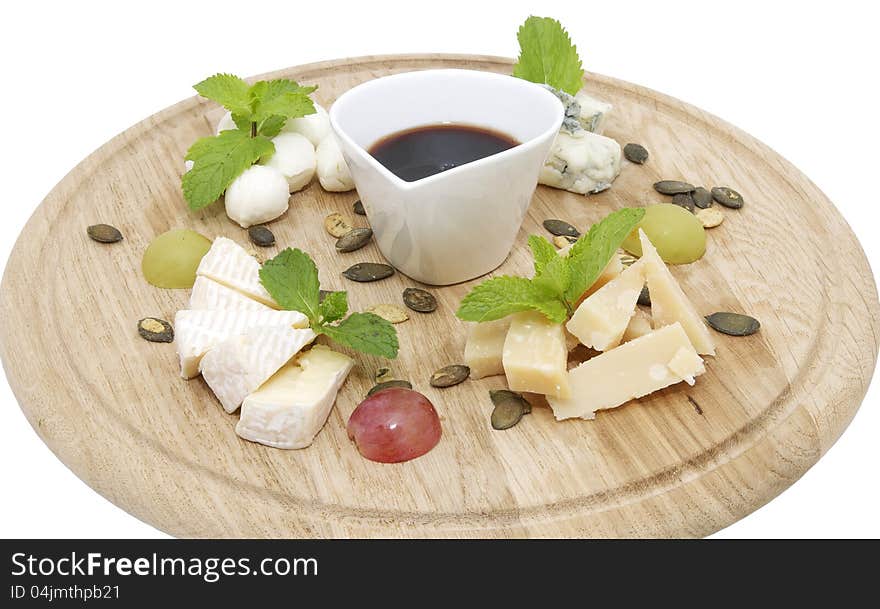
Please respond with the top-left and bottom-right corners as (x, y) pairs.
(1, 54), (878, 537)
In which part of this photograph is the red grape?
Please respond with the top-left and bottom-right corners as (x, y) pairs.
(347, 388), (441, 463)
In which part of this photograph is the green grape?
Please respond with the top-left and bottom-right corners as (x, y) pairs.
(142, 229), (212, 288)
(622, 204), (706, 264)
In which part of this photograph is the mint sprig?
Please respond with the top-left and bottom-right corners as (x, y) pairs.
(259, 248), (398, 359)
(512, 16), (584, 96)
(456, 208), (645, 324)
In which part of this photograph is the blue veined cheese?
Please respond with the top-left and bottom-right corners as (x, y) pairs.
(574, 91), (612, 135)
(539, 130), (622, 195)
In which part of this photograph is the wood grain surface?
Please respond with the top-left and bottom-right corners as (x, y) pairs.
(1, 55), (878, 538)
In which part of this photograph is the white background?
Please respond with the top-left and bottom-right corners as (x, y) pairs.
(0, 0), (877, 538)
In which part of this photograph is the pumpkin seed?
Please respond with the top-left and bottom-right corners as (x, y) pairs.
(705, 312), (760, 336)
(553, 235), (577, 249)
(671, 192), (696, 213)
(402, 287), (438, 313)
(87, 223), (123, 243)
(342, 262), (395, 282)
(353, 200), (366, 215)
(489, 390), (532, 430)
(620, 253), (638, 267)
(247, 225), (275, 247)
(324, 212), (353, 237)
(692, 187), (713, 209)
(375, 367), (392, 382)
(638, 285), (651, 307)
(543, 219), (580, 238)
(366, 303), (409, 324)
(335, 228), (373, 253)
(696, 207), (724, 228)
(623, 143), (649, 164)
(430, 365), (470, 388)
(711, 187), (744, 209)
(654, 180), (695, 195)
(137, 317), (174, 343)
(367, 379), (412, 396)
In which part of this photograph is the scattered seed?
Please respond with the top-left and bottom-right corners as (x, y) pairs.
(543, 219), (580, 238)
(402, 287), (438, 313)
(553, 235), (577, 249)
(430, 365), (470, 388)
(375, 368), (392, 382)
(654, 180), (695, 195)
(335, 228), (373, 253)
(696, 207), (724, 228)
(366, 303), (409, 324)
(620, 253), (638, 267)
(324, 212), (353, 237)
(705, 312), (760, 336)
(247, 225), (275, 247)
(87, 224), (123, 243)
(711, 187), (744, 209)
(671, 192), (696, 213)
(623, 143), (649, 164)
(137, 317), (174, 343)
(638, 285), (651, 307)
(353, 200), (366, 215)
(342, 262), (395, 282)
(367, 379), (412, 396)
(692, 187), (713, 209)
(489, 390), (532, 430)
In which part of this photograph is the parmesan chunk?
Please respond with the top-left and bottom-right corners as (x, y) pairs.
(464, 318), (512, 379)
(622, 307), (654, 343)
(502, 312), (571, 399)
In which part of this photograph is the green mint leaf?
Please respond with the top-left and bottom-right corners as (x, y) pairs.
(512, 16), (584, 95)
(456, 276), (567, 324)
(256, 115), (287, 138)
(319, 313), (399, 359)
(528, 235), (560, 276)
(564, 207), (645, 303)
(194, 74), (252, 116)
(532, 255), (571, 305)
(258, 248), (321, 324)
(182, 130), (274, 210)
(319, 291), (348, 324)
(250, 79), (317, 125)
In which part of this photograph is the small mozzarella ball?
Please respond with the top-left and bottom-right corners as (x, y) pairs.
(316, 137), (355, 192)
(261, 133), (315, 192)
(216, 111), (237, 135)
(282, 104), (330, 146)
(224, 165), (290, 228)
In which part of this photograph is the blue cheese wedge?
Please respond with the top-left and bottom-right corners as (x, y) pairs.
(236, 345), (354, 449)
(574, 91), (612, 135)
(547, 322), (705, 420)
(173, 309), (309, 379)
(189, 276), (271, 311)
(463, 317), (512, 379)
(502, 312), (571, 399)
(196, 237), (278, 308)
(200, 326), (317, 413)
(539, 130), (622, 195)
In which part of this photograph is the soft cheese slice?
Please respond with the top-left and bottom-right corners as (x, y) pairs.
(638, 230), (716, 356)
(200, 326), (317, 413)
(566, 258), (645, 351)
(464, 318), (512, 379)
(502, 312), (571, 398)
(196, 237), (278, 308)
(174, 309), (309, 379)
(236, 345), (354, 449)
(622, 307), (653, 343)
(547, 322), (705, 420)
(190, 276), (271, 311)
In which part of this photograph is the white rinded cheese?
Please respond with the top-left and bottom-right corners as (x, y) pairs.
(539, 130), (622, 195)
(566, 258), (645, 351)
(547, 322), (705, 420)
(574, 91), (612, 135)
(189, 276), (271, 311)
(236, 345), (353, 449)
(638, 230), (716, 356)
(174, 309), (309, 379)
(200, 326), (317, 413)
(463, 317), (512, 379)
(502, 312), (571, 399)
(196, 237), (278, 308)
(622, 307), (654, 343)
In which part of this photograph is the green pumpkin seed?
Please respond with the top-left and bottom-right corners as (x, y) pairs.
(638, 285), (651, 307)
(623, 143), (649, 164)
(430, 365), (470, 388)
(353, 200), (366, 215)
(247, 225), (275, 247)
(705, 312), (760, 336)
(138, 317), (174, 343)
(692, 187), (713, 209)
(335, 228), (373, 253)
(367, 379), (413, 396)
(402, 287), (437, 313)
(87, 224), (123, 243)
(324, 213), (353, 237)
(489, 390), (532, 430)
(375, 367), (392, 382)
(711, 187), (744, 209)
(543, 219), (580, 238)
(671, 192), (696, 213)
(654, 180), (695, 195)
(342, 262), (395, 282)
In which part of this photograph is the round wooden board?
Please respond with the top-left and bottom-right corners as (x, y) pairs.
(2, 55), (878, 538)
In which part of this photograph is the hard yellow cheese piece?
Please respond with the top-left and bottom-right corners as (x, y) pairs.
(547, 322), (705, 420)
(502, 312), (571, 398)
(558, 246), (624, 303)
(638, 229), (715, 356)
(464, 317), (511, 379)
(622, 307), (653, 343)
(566, 258), (645, 351)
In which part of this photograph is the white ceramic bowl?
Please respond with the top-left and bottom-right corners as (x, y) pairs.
(329, 69), (564, 285)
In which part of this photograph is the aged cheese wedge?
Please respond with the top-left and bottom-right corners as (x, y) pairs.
(189, 276), (271, 311)
(638, 230), (716, 355)
(200, 326), (317, 413)
(463, 317), (512, 379)
(547, 322), (705, 420)
(196, 237), (278, 308)
(622, 307), (654, 343)
(566, 258), (645, 351)
(236, 345), (354, 449)
(174, 309), (309, 379)
(557, 247), (624, 302)
(502, 312), (571, 398)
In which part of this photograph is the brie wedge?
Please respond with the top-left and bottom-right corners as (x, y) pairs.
(196, 237), (278, 308)
(236, 345), (354, 449)
(189, 276), (271, 311)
